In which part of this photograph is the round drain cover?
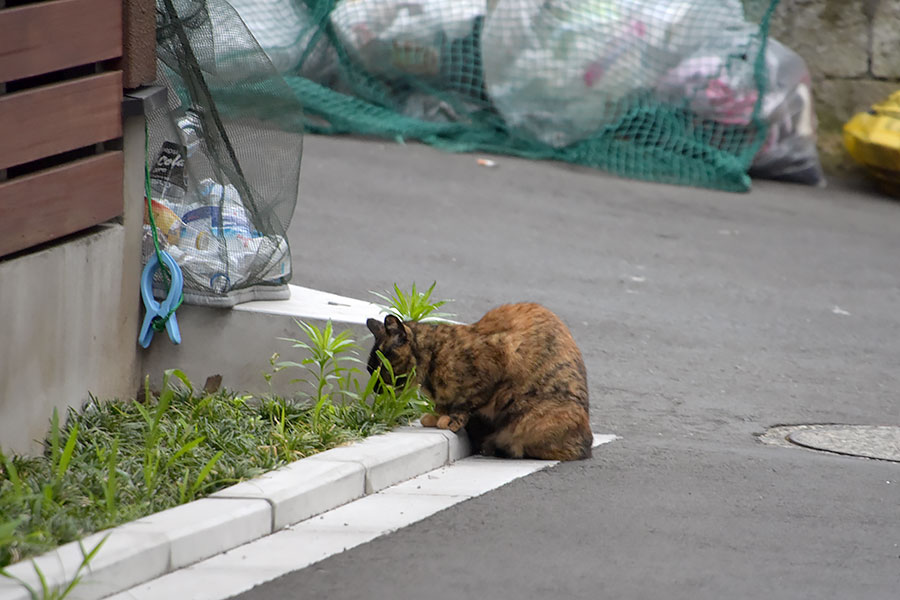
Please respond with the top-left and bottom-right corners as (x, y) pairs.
(787, 426), (900, 462)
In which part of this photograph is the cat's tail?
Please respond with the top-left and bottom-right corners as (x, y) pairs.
(510, 402), (594, 461)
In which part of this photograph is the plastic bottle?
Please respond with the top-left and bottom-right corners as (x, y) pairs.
(175, 110), (205, 158)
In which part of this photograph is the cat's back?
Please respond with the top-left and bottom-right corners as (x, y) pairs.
(472, 302), (583, 364)
(472, 302), (569, 336)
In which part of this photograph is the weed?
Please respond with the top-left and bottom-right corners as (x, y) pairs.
(365, 351), (433, 424)
(0, 535), (107, 600)
(275, 320), (360, 432)
(371, 282), (455, 323)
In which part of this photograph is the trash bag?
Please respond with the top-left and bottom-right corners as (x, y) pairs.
(481, 0), (750, 148)
(144, 0), (303, 307)
(657, 35), (826, 186)
(238, 0), (813, 192)
(655, 31), (764, 127)
(324, 0), (490, 122)
(330, 0), (484, 81)
(749, 39), (825, 186)
(227, 0), (339, 84)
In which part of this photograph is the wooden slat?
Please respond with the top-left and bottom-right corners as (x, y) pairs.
(0, 152), (123, 258)
(122, 0), (157, 89)
(0, 0), (122, 83)
(0, 72), (122, 170)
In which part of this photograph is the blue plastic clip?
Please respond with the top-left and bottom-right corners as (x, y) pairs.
(138, 250), (183, 348)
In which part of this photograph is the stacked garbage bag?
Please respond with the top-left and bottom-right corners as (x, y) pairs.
(223, 0), (823, 191)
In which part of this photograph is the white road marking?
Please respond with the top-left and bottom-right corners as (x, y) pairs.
(105, 434), (617, 600)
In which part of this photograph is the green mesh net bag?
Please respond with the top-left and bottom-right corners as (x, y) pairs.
(143, 0), (304, 307)
(219, 0), (823, 192)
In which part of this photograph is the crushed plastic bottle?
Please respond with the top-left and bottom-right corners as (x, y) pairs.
(175, 110), (205, 158)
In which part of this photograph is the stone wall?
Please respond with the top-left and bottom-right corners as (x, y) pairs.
(768, 0), (900, 173)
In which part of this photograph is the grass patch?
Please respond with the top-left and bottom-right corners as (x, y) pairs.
(0, 308), (436, 569)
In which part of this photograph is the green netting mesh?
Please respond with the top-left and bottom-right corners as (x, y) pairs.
(217, 0), (804, 192)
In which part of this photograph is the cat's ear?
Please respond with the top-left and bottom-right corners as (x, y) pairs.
(367, 318), (385, 339)
(384, 314), (407, 342)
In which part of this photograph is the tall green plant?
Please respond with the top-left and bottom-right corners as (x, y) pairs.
(275, 316), (435, 436)
(275, 320), (360, 432)
(371, 282), (455, 323)
(365, 351), (433, 423)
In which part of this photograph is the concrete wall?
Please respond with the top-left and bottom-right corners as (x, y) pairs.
(140, 285), (387, 400)
(0, 116), (147, 454)
(768, 0), (900, 173)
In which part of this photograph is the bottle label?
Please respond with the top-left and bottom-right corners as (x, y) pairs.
(149, 141), (188, 201)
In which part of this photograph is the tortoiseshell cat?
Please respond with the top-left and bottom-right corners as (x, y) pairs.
(366, 303), (592, 461)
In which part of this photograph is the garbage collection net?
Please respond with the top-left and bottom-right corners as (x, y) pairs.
(218, 0), (796, 192)
(143, 0), (304, 307)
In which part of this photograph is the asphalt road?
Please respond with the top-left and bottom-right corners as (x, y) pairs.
(243, 135), (900, 599)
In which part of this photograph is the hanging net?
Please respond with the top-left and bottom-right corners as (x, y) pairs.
(144, 0), (304, 307)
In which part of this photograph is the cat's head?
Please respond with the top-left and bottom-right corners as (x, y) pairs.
(366, 315), (417, 384)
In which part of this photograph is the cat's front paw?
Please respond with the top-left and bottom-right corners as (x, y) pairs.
(436, 414), (467, 433)
(420, 413), (438, 427)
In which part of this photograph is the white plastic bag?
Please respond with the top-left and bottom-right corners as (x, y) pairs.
(657, 35), (825, 185)
(481, 0), (748, 147)
(330, 0), (484, 79)
(215, 0), (337, 83)
(655, 28), (762, 125)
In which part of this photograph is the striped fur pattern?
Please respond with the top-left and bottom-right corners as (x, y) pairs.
(367, 303), (592, 461)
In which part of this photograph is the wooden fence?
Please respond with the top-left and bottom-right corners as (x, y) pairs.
(0, 0), (126, 258)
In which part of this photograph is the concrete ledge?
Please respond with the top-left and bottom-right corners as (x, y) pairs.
(212, 459), (366, 531)
(0, 428), (469, 600)
(140, 284), (388, 397)
(1, 524), (169, 600)
(308, 430), (453, 494)
(395, 425), (472, 462)
(129, 498), (272, 570)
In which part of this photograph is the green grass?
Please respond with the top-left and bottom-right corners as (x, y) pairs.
(0, 312), (435, 570)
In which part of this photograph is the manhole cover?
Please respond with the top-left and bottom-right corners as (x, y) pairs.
(786, 425), (900, 463)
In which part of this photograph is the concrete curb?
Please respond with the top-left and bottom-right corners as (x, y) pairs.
(0, 427), (471, 600)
